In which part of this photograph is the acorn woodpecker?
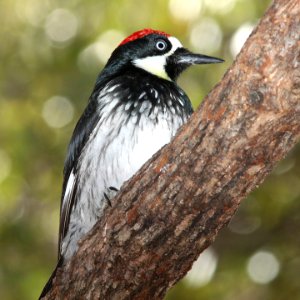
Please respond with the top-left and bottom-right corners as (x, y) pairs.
(40, 28), (223, 298)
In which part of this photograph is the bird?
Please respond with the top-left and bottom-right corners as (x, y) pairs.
(39, 28), (223, 298)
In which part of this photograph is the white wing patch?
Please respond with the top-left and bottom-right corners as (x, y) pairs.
(64, 170), (76, 204)
(59, 169), (76, 251)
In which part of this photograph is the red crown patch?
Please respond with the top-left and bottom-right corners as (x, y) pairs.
(119, 28), (170, 46)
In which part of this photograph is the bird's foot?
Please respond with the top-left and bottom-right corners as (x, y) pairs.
(103, 186), (119, 206)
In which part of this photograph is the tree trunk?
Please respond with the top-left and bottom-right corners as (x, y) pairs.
(43, 0), (300, 299)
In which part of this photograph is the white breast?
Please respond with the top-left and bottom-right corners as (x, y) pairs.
(61, 92), (187, 259)
(79, 100), (183, 205)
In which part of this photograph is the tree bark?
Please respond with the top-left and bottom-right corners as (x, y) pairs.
(43, 0), (300, 299)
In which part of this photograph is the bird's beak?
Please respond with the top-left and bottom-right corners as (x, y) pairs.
(166, 47), (224, 81)
(174, 48), (224, 65)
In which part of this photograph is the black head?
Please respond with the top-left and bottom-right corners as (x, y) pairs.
(97, 28), (223, 85)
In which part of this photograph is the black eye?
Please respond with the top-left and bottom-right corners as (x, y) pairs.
(156, 40), (167, 51)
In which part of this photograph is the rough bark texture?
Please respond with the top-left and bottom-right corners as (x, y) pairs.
(43, 0), (300, 299)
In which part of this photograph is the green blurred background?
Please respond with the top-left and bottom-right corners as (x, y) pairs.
(1, 0), (299, 299)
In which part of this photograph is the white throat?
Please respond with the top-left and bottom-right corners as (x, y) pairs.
(133, 37), (182, 81)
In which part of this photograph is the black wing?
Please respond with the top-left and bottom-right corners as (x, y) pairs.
(58, 93), (100, 258)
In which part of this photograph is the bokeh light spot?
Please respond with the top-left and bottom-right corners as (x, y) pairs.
(247, 250), (280, 284)
(184, 248), (218, 287)
(229, 215), (261, 235)
(77, 30), (125, 73)
(15, 1), (49, 26)
(204, 0), (236, 14)
(45, 8), (78, 44)
(190, 18), (222, 53)
(230, 23), (255, 57)
(42, 96), (74, 128)
(169, 0), (202, 21)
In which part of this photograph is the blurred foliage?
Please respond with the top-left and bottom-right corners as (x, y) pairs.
(0, 0), (299, 299)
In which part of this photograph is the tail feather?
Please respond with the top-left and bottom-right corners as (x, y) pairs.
(39, 257), (64, 299)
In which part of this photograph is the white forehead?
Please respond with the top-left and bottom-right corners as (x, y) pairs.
(167, 36), (183, 54)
